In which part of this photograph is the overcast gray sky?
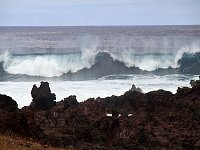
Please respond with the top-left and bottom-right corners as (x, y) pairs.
(0, 0), (200, 26)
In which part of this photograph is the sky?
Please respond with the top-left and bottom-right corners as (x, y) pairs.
(0, 0), (200, 26)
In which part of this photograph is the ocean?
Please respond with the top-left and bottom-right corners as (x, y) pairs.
(0, 26), (200, 107)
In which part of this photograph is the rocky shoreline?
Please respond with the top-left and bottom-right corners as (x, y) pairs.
(1, 78), (200, 149)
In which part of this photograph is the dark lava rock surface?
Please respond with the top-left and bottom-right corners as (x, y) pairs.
(1, 80), (200, 149)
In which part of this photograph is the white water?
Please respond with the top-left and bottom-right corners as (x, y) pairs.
(0, 45), (199, 77)
(1, 51), (96, 77)
(0, 74), (198, 108)
(111, 46), (200, 71)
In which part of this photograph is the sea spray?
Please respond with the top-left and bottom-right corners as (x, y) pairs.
(111, 49), (175, 71)
(0, 47), (199, 77)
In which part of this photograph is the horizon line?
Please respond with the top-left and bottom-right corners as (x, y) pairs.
(0, 24), (200, 27)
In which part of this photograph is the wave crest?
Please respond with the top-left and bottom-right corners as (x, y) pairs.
(0, 46), (200, 77)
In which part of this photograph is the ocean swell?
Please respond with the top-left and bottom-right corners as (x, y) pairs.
(0, 47), (200, 78)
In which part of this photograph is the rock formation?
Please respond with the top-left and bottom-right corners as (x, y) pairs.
(129, 84), (142, 93)
(0, 94), (18, 111)
(30, 81), (56, 111)
(0, 94), (43, 138)
(0, 79), (200, 149)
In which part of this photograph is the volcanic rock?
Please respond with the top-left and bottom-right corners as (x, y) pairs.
(30, 81), (56, 111)
(0, 94), (18, 111)
(0, 95), (43, 138)
(129, 84), (142, 93)
(1, 79), (200, 149)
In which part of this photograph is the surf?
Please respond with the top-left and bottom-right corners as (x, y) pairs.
(0, 47), (200, 78)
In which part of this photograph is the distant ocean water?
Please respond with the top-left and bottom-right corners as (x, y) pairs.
(0, 26), (200, 107)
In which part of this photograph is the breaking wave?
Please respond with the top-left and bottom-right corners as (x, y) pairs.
(0, 49), (97, 77)
(0, 47), (200, 77)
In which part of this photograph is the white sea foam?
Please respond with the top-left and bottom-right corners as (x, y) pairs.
(1, 48), (98, 77)
(112, 43), (200, 71)
(174, 45), (200, 67)
(0, 44), (200, 77)
(112, 51), (175, 71)
(0, 74), (198, 108)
